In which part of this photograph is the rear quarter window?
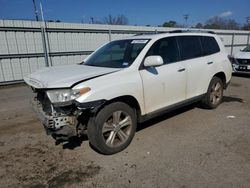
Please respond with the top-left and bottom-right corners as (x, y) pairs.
(200, 36), (220, 55)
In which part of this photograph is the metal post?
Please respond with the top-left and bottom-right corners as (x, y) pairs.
(109, 28), (111, 42)
(40, 3), (50, 67)
(9, 59), (15, 80)
(41, 26), (49, 67)
(0, 60), (6, 81)
(45, 23), (53, 66)
(230, 33), (235, 55)
(247, 33), (250, 46)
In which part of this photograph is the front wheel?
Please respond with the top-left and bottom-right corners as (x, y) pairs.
(201, 76), (223, 109)
(87, 102), (137, 155)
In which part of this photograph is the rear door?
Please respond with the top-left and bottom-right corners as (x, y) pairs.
(177, 36), (211, 99)
(139, 37), (187, 114)
(177, 35), (221, 99)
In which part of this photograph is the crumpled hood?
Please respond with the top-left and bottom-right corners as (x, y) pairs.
(24, 64), (120, 88)
(233, 51), (250, 59)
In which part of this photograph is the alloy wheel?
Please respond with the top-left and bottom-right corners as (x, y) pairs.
(102, 110), (132, 148)
(210, 82), (222, 105)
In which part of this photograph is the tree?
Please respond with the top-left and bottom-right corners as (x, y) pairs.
(204, 16), (239, 30)
(162, 20), (177, 27)
(103, 14), (128, 25)
(204, 16), (226, 29)
(226, 19), (240, 30)
(242, 24), (250, 31)
(195, 23), (203, 29)
(242, 16), (250, 31)
(88, 17), (102, 24)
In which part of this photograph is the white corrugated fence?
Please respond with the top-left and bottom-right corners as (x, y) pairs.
(0, 19), (249, 84)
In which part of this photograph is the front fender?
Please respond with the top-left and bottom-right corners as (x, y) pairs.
(73, 69), (146, 115)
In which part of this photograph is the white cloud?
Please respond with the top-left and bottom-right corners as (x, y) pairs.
(219, 11), (233, 17)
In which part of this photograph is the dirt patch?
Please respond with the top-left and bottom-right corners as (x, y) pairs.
(0, 141), (5, 146)
(224, 135), (250, 162)
(0, 143), (101, 187)
(230, 82), (242, 87)
(47, 166), (101, 188)
(0, 119), (41, 136)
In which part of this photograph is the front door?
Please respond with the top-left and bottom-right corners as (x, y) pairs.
(139, 37), (187, 114)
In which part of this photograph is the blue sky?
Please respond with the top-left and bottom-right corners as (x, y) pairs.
(0, 0), (249, 26)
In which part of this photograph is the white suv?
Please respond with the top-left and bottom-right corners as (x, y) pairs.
(231, 44), (250, 74)
(25, 30), (232, 154)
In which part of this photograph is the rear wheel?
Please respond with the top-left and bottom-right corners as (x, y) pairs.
(201, 77), (223, 109)
(87, 102), (137, 155)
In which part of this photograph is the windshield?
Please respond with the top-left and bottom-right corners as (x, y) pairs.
(242, 45), (250, 52)
(84, 39), (149, 68)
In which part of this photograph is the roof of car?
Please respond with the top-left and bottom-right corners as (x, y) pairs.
(125, 30), (217, 40)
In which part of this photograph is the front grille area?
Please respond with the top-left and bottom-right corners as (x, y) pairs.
(236, 59), (250, 65)
(36, 91), (52, 114)
(235, 68), (250, 72)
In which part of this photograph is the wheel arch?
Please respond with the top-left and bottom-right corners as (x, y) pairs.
(105, 95), (142, 121)
(79, 95), (142, 126)
(213, 72), (226, 89)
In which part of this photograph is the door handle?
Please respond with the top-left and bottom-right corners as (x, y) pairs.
(207, 61), (213, 65)
(178, 68), (186, 72)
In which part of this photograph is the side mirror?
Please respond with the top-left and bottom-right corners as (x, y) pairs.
(144, 55), (164, 67)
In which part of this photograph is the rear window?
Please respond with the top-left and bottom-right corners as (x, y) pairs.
(200, 36), (220, 55)
(178, 36), (203, 60)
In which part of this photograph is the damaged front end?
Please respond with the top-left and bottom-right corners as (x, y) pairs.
(31, 90), (95, 142)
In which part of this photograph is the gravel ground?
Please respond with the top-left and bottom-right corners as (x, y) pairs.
(0, 75), (249, 188)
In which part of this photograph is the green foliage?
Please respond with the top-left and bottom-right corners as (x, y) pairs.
(162, 21), (177, 27)
(203, 16), (239, 30)
(162, 16), (250, 31)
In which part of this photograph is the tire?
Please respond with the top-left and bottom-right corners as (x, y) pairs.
(87, 102), (137, 155)
(201, 76), (223, 109)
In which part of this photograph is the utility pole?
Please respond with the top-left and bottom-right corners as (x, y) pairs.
(40, 3), (51, 67)
(32, 0), (39, 21)
(91, 17), (94, 24)
(183, 14), (189, 28)
(246, 16), (250, 24)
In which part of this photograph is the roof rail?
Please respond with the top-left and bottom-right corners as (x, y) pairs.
(133, 29), (216, 37)
(169, 29), (216, 34)
(133, 31), (161, 36)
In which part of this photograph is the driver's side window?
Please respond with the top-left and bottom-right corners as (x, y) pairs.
(146, 37), (179, 64)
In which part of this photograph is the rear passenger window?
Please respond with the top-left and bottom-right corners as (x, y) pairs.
(200, 36), (220, 55)
(146, 37), (179, 64)
(178, 36), (203, 60)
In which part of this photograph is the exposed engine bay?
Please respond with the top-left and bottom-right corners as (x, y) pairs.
(31, 90), (89, 143)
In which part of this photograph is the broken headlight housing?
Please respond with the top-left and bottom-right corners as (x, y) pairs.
(46, 87), (91, 106)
